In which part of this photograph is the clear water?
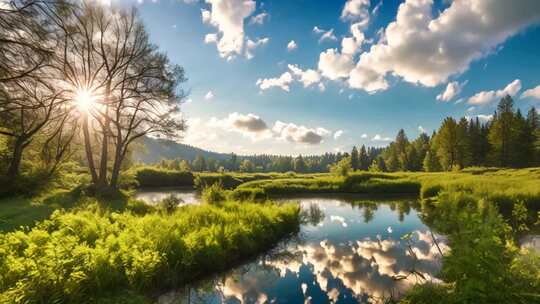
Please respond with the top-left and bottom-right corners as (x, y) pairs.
(148, 192), (447, 304)
(134, 187), (200, 206)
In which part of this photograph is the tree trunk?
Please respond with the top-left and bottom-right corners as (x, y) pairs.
(97, 117), (109, 187)
(109, 144), (123, 189)
(82, 114), (98, 184)
(6, 137), (25, 179)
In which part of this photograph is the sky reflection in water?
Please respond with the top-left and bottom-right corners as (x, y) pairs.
(159, 195), (448, 304)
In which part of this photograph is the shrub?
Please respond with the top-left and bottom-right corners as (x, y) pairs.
(201, 183), (227, 204)
(133, 167), (194, 188)
(0, 200), (300, 303)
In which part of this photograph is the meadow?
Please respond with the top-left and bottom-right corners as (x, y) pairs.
(0, 191), (300, 303)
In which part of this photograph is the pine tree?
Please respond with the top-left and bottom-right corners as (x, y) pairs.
(526, 107), (540, 166)
(423, 150), (441, 172)
(488, 95), (516, 167)
(293, 155), (307, 173)
(359, 145), (369, 170)
(350, 146), (359, 171)
(435, 117), (460, 170)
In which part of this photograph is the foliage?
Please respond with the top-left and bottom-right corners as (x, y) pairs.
(201, 183), (227, 204)
(132, 166), (194, 188)
(330, 156), (352, 177)
(0, 199), (300, 303)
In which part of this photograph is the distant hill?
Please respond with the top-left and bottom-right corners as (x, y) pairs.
(134, 136), (231, 164)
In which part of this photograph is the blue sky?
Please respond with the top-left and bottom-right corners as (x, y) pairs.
(123, 0), (540, 155)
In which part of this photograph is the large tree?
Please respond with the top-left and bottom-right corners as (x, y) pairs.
(488, 95), (517, 167)
(58, 2), (186, 189)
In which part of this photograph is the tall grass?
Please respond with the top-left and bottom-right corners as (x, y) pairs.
(131, 166), (194, 188)
(0, 199), (300, 303)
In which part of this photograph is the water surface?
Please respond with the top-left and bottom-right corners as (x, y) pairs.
(135, 187), (200, 205)
(155, 193), (447, 304)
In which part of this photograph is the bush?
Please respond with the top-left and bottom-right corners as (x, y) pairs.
(201, 183), (227, 204)
(0, 200), (300, 303)
(229, 187), (268, 202)
(194, 173), (243, 189)
(133, 167), (194, 188)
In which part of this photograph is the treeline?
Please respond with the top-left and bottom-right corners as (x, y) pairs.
(153, 148), (384, 173)
(373, 95), (539, 172)
(155, 95), (539, 174)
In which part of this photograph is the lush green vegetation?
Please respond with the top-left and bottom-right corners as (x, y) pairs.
(401, 190), (540, 303)
(129, 166), (194, 188)
(0, 195), (299, 303)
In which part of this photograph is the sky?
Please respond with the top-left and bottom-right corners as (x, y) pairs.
(116, 0), (540, 155)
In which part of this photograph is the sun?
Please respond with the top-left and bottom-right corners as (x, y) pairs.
(74, 89), (96, 112)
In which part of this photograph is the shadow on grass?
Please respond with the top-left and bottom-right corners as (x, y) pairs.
(0, 186), (132, 233)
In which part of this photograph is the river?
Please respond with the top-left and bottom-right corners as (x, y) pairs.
(135, 189), (448, 304)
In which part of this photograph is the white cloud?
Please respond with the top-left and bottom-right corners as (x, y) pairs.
(204, 33), (219, 44)
(348, 63), (388, 93)
(245, 37), (269, 59)
(468, 79), (521, 105)
(313, 26), (337, 43)
(418, 125), (426, 133)
(348, 0), (540, 92)
(249, 12), (268, 25)
(287, 40), (298, 51)
(436, 81), (467, 102)
(372, 134), (392, 141)
(288, 64), (322, 88)
(202, 0), (256, 59)
(361, 133), (368, 139)
(521, 84), (540, 100)
(333, 130), (344, 139)
(256, 72), (294, 92)
(205, 91), (214, 100)
(273, 121), (330, 145)
(466, 114), (494, 122)
(208, 112), (271, 140)
(341, 0), (370, 29)
(318, 49), (354, 80)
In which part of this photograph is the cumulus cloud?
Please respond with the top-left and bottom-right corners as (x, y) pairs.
(313, 26), (337, 43)
(208, 112), (271, 140)
(341, 0), (370, 29)
(521, 84), (540, 100)
(256, 72), (294, 92)
(468, 79), (521, 105)
(361, 133), (368, 139)
(245, 37), (269, 59)
(372, 134), (392, 141)
(287, 40), (298, 51)
(204, 33), (219, 44)
(333, 130), (344, 139)
(201, 0), (256, 59)
(273, 121), (330, 145)
(436, 81), (467, 102)
(249, 12), (268, 25)
(204, 90), (214, 100)
(288, 64), (322, 88)
(318, 49), (355, 80)
(348, 0), (540, 92)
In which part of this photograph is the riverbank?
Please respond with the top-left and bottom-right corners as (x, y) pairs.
(0, 193), (300, 303)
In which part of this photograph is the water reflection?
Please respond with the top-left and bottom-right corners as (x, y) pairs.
(134, 187), (200, 205)
(159, 196), (447, 304)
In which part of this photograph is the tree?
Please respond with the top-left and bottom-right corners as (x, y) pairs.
(423, 150), (441, 172)
(293, 155), (307, 173)
(239, 159), (254, 173)
(192, 155), (206, 172)
(331, 156), (351, 177)
(359, 145), (369, 170)
(488, 95), (516, 167)
(434, 117), (465, 170)
(350, 146), (359, 171)
(395, 129), (409, 170)
(58, 2), (186, 189)
(369, 156), (387, 172)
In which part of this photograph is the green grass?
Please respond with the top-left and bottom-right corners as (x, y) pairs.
(0, 198), (300, 303)
(232, 172), (420, 197)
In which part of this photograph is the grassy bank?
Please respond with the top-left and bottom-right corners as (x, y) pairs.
(233, 172), (420, 198)
(0, 196), (300, 303)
